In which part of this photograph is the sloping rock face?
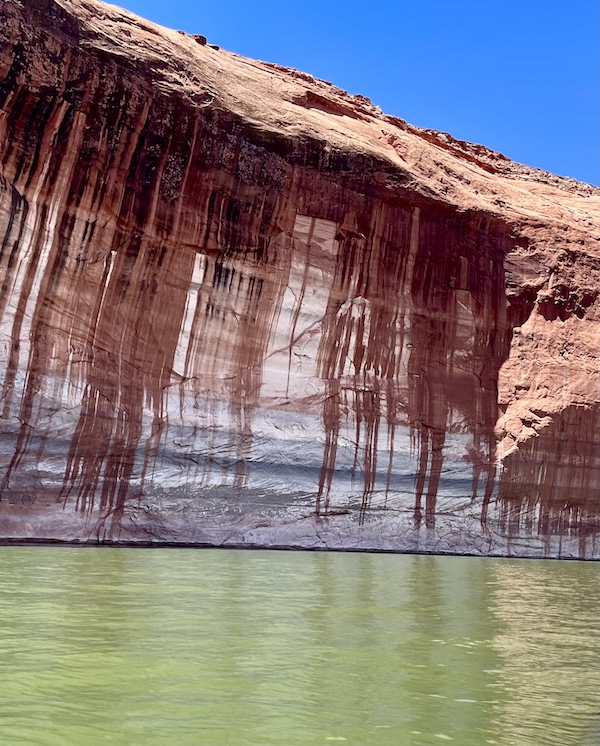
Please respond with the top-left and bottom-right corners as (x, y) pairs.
(1, 0), (599, 557)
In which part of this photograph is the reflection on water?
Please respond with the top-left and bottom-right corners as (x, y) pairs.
(0, 548), (598, 746)
(491, 561), (600, 746)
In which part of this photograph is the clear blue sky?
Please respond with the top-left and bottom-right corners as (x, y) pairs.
(115, 0), (598, 185)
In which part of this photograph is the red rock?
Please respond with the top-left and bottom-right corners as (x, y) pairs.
(0, 0), (598, 556)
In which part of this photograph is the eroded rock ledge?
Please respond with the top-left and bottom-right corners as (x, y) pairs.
(1, 0), (599, 557)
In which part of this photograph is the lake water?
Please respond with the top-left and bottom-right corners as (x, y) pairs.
(0, 548), (598, 746)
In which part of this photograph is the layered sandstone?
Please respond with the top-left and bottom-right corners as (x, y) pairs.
(0, 0), (599, 557)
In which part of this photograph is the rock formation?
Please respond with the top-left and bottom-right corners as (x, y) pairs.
(0, 0), (599, 557)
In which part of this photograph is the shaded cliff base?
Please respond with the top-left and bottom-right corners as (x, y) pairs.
(2, 405), (600, 559)
(0, 489), (597, 560)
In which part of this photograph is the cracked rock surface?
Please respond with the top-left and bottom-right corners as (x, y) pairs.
(0, 0), (599, 557)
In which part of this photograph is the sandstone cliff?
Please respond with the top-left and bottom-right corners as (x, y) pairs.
(1, 0), (599, 557)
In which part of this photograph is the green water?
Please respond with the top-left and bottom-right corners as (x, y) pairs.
(0, 548), (599, 746)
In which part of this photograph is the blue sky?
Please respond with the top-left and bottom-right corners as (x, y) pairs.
(115, 0), (598, 185)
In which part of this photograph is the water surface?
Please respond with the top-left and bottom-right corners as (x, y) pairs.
(0, 547), (598, 745)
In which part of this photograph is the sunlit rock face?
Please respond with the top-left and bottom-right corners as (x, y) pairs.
(1, 0), (599, 556)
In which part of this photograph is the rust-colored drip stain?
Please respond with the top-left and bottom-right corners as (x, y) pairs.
(498, 405), (600, 557)
(0, 0), (599, 555)
(315, 205), (513, 527)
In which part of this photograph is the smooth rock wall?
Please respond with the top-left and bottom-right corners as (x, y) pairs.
(1, 0), (599, 557)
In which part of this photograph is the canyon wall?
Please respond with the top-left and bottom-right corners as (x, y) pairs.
(1, 0), (599, 557)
